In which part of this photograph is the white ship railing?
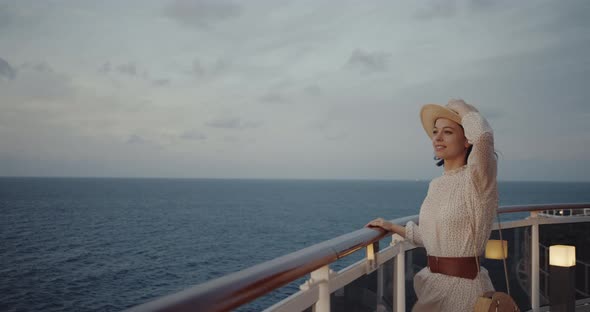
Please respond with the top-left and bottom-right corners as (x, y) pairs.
(126, 203), (590, 312)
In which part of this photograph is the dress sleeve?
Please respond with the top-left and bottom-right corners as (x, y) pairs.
(462, 111), (497, 193)
(405, 221), (424, 246)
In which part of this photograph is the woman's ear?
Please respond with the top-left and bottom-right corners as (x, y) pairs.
(464, 141), (471, 149)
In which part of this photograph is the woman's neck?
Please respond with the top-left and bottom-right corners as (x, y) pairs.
(443, 158), (467, 172)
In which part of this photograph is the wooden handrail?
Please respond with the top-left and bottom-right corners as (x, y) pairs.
(126, 203), (589, 312)
(125, 224), (400, 311)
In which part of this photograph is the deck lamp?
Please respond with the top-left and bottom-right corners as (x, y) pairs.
(549, 245), (576, 312)
(485, 239), (508, 260)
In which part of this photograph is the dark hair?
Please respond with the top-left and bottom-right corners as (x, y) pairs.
(434, 145), (473, 167)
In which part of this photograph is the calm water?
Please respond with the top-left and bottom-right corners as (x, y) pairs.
(1, 178), (589, 311)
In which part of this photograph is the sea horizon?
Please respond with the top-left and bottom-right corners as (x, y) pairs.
(2, 175), (589, 183)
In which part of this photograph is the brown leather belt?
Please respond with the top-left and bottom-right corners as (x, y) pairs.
(427, 255), (479, 280)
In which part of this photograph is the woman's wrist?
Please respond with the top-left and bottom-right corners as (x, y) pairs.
(389, 223), (406, 237)
(385, 221), (395, 232)
(389, 222), (396, 232)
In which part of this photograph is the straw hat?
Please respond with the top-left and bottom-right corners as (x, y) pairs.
(420, 104), (462, 139)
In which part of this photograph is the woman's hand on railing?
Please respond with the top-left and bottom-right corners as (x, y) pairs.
(365, 218), (393, 231)
(365, 218), (407, 238)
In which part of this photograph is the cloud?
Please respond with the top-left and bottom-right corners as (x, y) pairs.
(99, 61), (164, 85)
(346, 49), (390, 73)
(304, 85), (322, 96)
(191, 58), (230, 79)
(414, 1), (456, 19)
(468, 0), (499, 11)
(259, 92), (289, 104)
(153, 79), (170, 86)
(126, 134), (148, 145)
(180, 130), (207, 141)
(325, 133), (348, 141)
(163, 0), (241, 29)
(0, 62), (73, 102)
(0, 4), (15, 29)
(413, 0), (508, 19)
(99, 61), (139, 76)
(117, 62), (137, 76)
(0, 2), (47, 30)
(18, 62), (55, 74)
(205, 117), (261, 129)
(99, 62), (112, 73)
(472, 39), (590, 113)
(0, 57), (17, 79)
(479, 107), (505, 121)
(1, 1), (588, 180)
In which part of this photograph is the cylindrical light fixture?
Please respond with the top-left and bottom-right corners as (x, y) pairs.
(549, 244), (576, 312)
(549, 245), (576, 267)
(485, 239), (508, 260)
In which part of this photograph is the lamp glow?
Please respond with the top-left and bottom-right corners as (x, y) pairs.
(366, 243), (375, 261)
(549, 245), (576, 267)
(485, 240), (508, 260)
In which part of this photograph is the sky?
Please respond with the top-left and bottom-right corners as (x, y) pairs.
(0, 0), (589, 181)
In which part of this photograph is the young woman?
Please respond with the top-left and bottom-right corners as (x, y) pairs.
(366, 99), (497, 311)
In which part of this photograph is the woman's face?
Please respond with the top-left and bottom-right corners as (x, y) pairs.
(432, 118), (470, 161)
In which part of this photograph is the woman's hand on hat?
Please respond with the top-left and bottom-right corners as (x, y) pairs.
(365, 218), (393, 232)
(446, 98), (478, 117)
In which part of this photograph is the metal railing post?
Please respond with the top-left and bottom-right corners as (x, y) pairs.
(311, 265), (331, 312)
(366, 241), (382, 308)
(377, 265), (384, 305)
(395, 251), (406, 312)
(531, 211), (540, 311)
(392, 234), (406, 312)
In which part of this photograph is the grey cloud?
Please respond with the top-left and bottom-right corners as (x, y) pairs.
(164, 0), (241, 29)
(32, 63), (52, 73)
(192, 60), (205, 75)
(346, 49), (390, 73)
(473, 40), (590, 113)
(192, 58), (230, 79)
(180, 130), (207, 141)
(0, 4), (15, 29)
(304, 85), (322, 96)
(414, 1), (456, 19)
(19, 62), (54, 73)
(479, 108), (505, 121)
(259, 92), (289, 104)
(126, 134), (148, 144)
(309, 118), (331, 131)
(0, 57), (16, 79)
(153, 79), (170, 86)
(99, 62), (111, 73)
(100, 62), (159, 83)
(223, 136), (239, 143)
(325, 133), (348, 141)
(206, 117), (261, 129)
(117, 63), (137, 76)
(414, 0), (511, 19)
(0, 2), (46, 30)
(0, 63), (73, 101)
(468, 0), (498, 10)
(533, 1), (590, 34)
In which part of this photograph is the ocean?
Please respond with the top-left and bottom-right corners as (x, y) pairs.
(1, 177), (589, 311)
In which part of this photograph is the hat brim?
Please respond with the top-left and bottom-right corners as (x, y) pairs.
(420, 104), (462, 139)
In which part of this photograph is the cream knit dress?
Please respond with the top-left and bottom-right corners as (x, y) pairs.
(405, 111), (498, 312)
